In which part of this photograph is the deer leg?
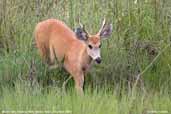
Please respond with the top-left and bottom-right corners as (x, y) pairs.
(49, 45), (55, 65)
(62, 75), (72, 93)
(38, 45), (48, 64)
(48, 45), (59, 70)
(63, 60), (84, 95)
(73, 72), (84, 95)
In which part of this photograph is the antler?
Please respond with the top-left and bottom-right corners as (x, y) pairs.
(79, 22), (90, 37)
(79, 22), (84, 29)
(98, 18), (106, 35)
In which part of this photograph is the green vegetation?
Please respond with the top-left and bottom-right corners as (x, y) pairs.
(0, 0), (171, 113)
(1, 84), (171, 114)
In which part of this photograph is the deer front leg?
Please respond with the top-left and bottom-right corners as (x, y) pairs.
(73, 72), (84, 95)
(64, 59), (84, 95)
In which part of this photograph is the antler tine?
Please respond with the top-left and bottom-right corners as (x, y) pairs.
(79, 22), (84, 29)
(98, 18), (106, 34)
(78, 18), (85, 29)
(79, 21), (90, 36)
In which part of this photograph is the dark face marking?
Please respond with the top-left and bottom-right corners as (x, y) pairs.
(88, 44), (93, 49)
(99, 44), (102, 48)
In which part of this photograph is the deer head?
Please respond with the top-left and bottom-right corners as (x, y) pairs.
(75, 18), (113, 64)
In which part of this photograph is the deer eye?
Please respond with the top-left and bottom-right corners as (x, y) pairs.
(88, 44), (93, 49)
(99, 44), (102, 48)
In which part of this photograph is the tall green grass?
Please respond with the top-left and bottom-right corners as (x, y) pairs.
(0, 0), (171, 90)
(0, 83), (171, 114)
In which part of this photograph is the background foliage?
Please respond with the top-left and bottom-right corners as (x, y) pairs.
(0, 0), (171, 113)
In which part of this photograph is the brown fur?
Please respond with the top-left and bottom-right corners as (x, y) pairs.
(88, 36), (100, 45)
(35, 19), (97, 95)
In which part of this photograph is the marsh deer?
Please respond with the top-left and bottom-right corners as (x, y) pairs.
(34, 18), (112, 95)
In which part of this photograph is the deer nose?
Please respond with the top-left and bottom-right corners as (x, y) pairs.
(95, 57), (101, 64)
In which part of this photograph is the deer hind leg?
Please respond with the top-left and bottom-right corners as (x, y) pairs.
(48, 45), (59, 70)
(38, 45), (49, 64)
(49, 45), (55, 65)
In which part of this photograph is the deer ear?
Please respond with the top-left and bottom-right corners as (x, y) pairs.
(75, 27), (89, 41)
(99, 24), (112, 39)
